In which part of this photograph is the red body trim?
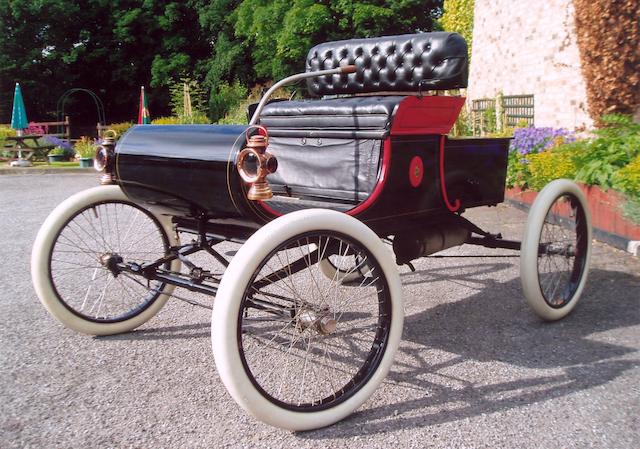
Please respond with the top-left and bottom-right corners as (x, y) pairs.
(257, 138), (392, 218)
(439, 135), (461, 212)
(391, 96), (465, 136)
(346, 138), (391, 216)
(257, 196), (282, 217)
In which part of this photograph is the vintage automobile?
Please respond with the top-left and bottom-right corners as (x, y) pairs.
(31, 32), (592, 431)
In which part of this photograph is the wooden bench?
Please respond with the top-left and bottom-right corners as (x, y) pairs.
(32, 116), (71, 141)
(3, 117), (71, 162)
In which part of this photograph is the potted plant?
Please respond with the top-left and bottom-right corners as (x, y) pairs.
(74, 137), (97, 168)
(47, 147), (66, 163)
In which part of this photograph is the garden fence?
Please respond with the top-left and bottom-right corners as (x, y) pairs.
(471, 94), (534, 135)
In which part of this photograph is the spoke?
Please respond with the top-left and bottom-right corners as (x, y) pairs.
(239, 231), (390, 409)
(50, 201), (168, 322)
(537, 195), (583, 307)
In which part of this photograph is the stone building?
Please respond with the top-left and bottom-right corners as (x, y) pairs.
(468, 0), (593, 130)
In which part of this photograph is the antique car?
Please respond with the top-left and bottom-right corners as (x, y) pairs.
(31, 32), (592, 431)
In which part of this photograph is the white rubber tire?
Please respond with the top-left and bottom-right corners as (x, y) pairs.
(31, 185), (180, 335)
(520, 179), (592, 320)
(211, 209), (404, 431)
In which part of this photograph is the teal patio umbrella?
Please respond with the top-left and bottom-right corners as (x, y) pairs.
(9, 83), (32, 166)
(11, 83), (28, 135)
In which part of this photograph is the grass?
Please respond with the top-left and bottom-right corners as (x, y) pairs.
(32, 161), (81, 168)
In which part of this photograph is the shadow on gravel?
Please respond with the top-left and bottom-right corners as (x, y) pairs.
(301, 268), (640, 438)
(99, 322), (211, 341)
(400, 260), (515, 288)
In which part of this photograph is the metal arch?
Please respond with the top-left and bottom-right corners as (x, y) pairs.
(56, 88), (106, 133)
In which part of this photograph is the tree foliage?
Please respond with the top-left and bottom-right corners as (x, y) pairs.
(233, 0), (443, 81)
(0, 0), (443, 124)
(441, 0), (473, 56)
(573, 0), (640, 125)
(0, 0), (210, 123)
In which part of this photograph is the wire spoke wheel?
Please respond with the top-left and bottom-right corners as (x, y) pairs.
(50, 201), (168, 322)
(32, 186), (179, 335)
(521, 180), (592, 320)
(212, 209), (403, 431)
(240, 232), (390, 410)
(537, 195), (588, 307)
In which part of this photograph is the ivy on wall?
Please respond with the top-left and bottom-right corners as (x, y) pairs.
(573, 0), (640, 125)
(441, 0), (474, 54)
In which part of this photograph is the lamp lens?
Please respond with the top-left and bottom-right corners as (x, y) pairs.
(94, 147), (109, 172)
(243, 151), (260, 178)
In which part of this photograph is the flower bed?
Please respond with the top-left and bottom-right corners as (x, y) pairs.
(506, 184), (639, 255)
(503, 114), (639, 255)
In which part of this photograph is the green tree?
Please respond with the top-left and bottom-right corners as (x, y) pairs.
(0, 0), (445, 124)
(232, 0), (443, 82)
(0, 0), (210, 124)
(441, 0), (474, 51)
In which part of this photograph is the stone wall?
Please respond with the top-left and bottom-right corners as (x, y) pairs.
(468, 0), (593, 130)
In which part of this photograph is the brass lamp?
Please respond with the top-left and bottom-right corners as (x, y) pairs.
(236, 134), (278, 200)
(95, 130), (118, 185)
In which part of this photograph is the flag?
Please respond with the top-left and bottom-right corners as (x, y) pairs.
(138, 86), (150, 124)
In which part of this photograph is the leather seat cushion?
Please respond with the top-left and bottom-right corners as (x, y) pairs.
(260, 96), (404, 131)
(306, 32), (468, 96)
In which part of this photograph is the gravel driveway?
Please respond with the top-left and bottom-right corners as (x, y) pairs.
(1, 173), (638, 448)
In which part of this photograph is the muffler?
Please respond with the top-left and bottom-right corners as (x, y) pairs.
(393, 225), (469, 264)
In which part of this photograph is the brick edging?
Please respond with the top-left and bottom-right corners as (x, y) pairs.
(505, 185), (639, 256)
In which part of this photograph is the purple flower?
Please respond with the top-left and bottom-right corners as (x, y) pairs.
(44, 135), (74, 151)
(510, 126), (575, 155)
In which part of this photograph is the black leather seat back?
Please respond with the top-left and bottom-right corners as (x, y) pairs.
(306, 32), (468, 96)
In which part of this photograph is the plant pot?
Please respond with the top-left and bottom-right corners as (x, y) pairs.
(79, 157), (94, 168)
(48, 154), (65, 163)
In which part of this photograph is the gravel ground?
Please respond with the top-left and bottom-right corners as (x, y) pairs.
(1, 173), (638, 448)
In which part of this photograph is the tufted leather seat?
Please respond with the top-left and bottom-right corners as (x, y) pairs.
(306, 32), (468, 95)
(259, 33), (467, 137)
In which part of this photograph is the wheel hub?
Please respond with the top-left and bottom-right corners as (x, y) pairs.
(545, 242), (576, 257)
(296, 309), (337, 335)
(100, 253), (124, 276)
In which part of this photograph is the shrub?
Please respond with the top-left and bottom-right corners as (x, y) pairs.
(48, 147), (66, 156)
(613, 154), (640, 200)
(506, 126), (575, 188)
(574, 0), (639, 124)
(572, 114), (640, 189)
(621, 197), (640, 224)
(450, 105), (472, 137)
(74, 137), (98, 158)
(210, 81), (248, 123)
(506, 150), (528, 188)
(441, 0), (474, 58)
(105, 122), (133, 137)
(217, 83), (290, 125)
(526, 148), (577, 191)
(169, 77), (209, 123)
(150, 115), (209, 125)
(0, 126), (16, 147)
(151, 116), (182, 125)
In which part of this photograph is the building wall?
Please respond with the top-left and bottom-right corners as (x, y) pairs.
(468, 0), (593, 130)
